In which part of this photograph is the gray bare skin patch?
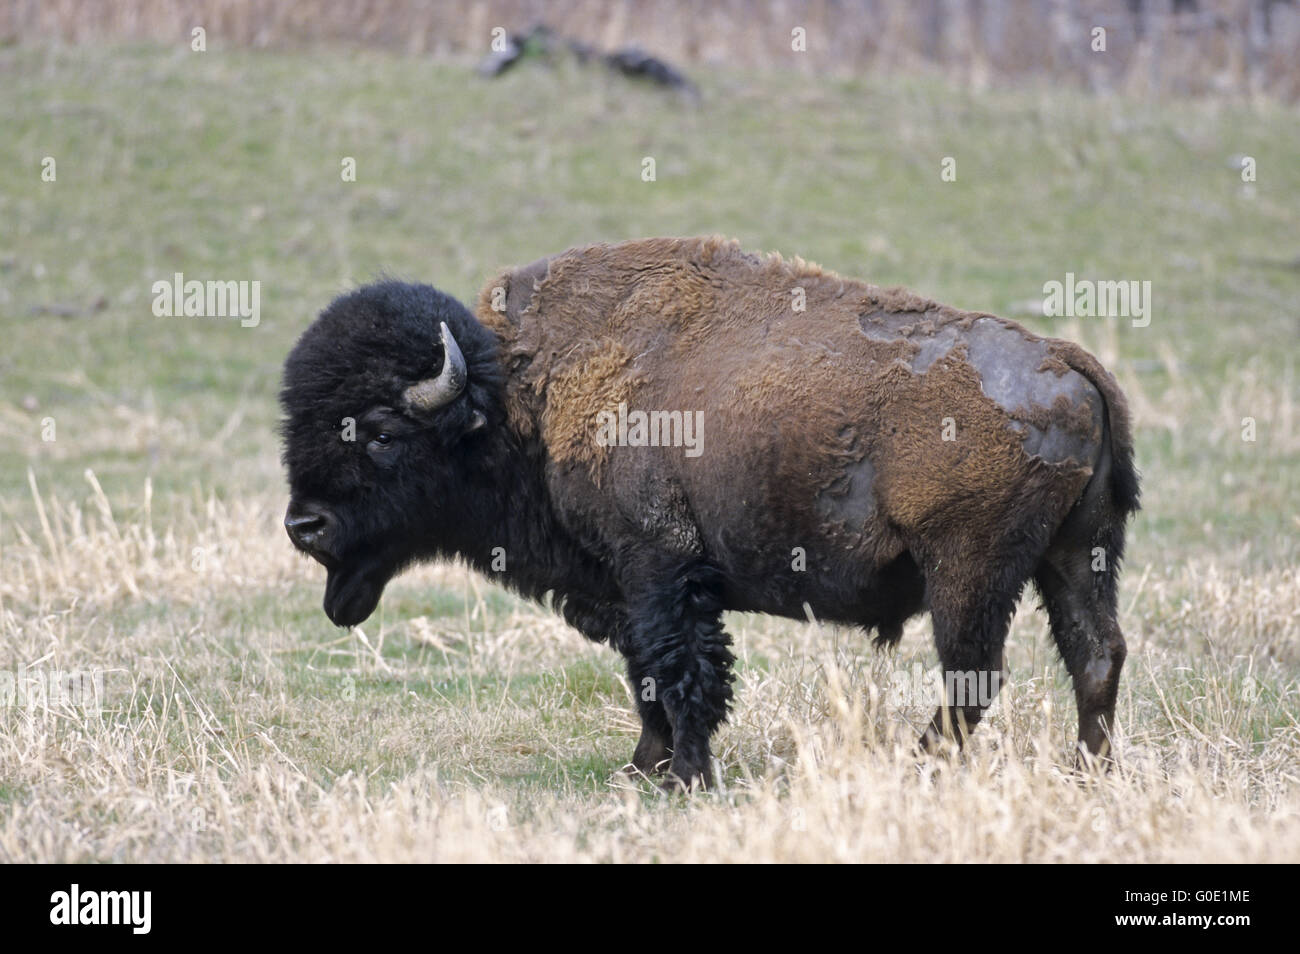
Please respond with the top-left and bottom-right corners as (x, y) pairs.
(910, 324), (965, 373)
(859, 311), (1102, 465)
(817, 452), (876, 541)
(962, 319), (1102, 465)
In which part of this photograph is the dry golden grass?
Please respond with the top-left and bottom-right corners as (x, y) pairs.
(1, 471), (1296, 863)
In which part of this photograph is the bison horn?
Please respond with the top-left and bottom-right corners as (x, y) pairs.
(404, 321), (468, 413)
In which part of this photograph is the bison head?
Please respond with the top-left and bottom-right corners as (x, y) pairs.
(279, 281), (501, 626)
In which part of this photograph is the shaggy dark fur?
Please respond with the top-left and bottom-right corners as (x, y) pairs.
(280, 237), (1140, 788)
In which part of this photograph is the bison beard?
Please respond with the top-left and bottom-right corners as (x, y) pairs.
(323, 556), (391, 627)
(280, 237), (1140, 790)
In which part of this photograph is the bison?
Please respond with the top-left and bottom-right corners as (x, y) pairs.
(280, 236), (1139, 789)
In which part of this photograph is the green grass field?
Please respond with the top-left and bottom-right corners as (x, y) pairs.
(1, 43), (1297, 862)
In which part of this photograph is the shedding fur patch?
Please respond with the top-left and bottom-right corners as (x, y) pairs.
(539, 342), (643, 475)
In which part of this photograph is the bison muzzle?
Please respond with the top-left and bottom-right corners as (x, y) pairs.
(280, 237), (1140, 789)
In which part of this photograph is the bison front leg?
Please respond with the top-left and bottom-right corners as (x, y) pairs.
(627, 674), (674, 776)
(560, 594), (673, 776)
(626, 560), (735, 791)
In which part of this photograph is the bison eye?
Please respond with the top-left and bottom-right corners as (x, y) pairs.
(367, 433), (395, 454)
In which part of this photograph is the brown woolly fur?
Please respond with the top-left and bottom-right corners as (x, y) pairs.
(288, 237), (1139, 788)
(478, 238), (1124, 531)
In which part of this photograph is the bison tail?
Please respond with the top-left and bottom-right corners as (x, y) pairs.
(1055, 343), (1141, 518)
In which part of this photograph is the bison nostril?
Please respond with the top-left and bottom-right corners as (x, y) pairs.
(285, 508), (332, 549)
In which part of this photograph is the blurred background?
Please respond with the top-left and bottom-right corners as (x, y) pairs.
(7, 0), (1300, 99)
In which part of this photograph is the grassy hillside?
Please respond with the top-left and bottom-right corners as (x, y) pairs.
(0, 44), (1296, 862)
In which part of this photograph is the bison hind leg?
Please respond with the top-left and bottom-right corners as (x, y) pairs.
(917, 529), (1048, 755)
(1034, 491), (1130, 768)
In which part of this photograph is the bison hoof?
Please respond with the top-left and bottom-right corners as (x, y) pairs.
(1073, 741), (1118, 775)
(621, 758), (671, 783)
(630, 735), (672, 777)
(659, 761), (713, 793)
